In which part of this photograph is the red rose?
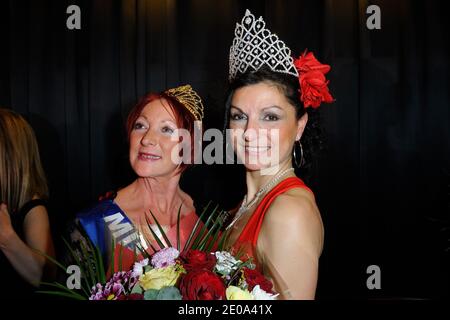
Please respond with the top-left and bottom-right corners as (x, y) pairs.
(179, 269), (226, 300)
(294, 51), (334, 109)
(180, 250), (217, 271)
(116, 293), (144, 300)
(243, 268), (273, 293)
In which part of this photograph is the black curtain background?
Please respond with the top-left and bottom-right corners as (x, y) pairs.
(0, 0), (448, 299)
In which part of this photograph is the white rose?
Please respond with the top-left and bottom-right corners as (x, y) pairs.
(251, 285), (278, 300)
(214, 251), (241, 276)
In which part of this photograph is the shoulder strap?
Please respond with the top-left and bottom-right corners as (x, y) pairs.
(240, 177), (312, 247)
(16, 199), (47, 223)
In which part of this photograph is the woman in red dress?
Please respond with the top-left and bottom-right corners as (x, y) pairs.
(224, 10), (333, 299)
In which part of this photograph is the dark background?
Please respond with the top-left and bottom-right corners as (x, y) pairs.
(0, 0), (448, 299)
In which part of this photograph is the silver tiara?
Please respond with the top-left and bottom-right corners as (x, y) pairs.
(229, 9), (299, 81)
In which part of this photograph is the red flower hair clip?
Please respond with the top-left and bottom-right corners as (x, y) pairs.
(293, 50), (334, 109)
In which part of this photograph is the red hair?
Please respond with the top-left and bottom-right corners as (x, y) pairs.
(126, 92), (201, 173)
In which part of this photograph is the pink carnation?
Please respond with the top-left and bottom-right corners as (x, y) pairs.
(89, 270), (137, 300)
(151, 247), (180, 268)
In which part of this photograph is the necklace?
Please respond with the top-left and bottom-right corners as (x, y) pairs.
(226, 167), (295, 230)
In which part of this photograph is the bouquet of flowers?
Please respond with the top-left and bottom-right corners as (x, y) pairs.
(39, 203), (278, 300)
(89, 248), (277, 300)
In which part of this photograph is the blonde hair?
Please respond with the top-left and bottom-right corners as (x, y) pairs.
(0, 108), (48, 214)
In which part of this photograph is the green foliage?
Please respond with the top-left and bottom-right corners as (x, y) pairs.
(38, 201), (230, 300)
(144, 287), (182, 300)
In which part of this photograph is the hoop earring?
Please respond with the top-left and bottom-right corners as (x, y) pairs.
(293, 140), (304, 168)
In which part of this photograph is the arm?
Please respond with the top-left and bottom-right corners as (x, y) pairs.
(0, 203), (54, 287)
(257, 191), (324, 300)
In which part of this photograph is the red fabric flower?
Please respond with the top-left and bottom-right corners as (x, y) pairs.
(294, 51), (334, 109)
(179, 269), (226, 300)
(180, 250), (217, 272)
(243, 267), (273, 293)
(98, 190), (117, 201)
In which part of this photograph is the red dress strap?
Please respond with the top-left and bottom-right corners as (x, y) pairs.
(235, 176), (313, 250)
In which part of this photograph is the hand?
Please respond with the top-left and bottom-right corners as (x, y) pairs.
(0, 203), (15, 246)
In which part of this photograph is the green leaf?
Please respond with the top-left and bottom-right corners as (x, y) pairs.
(78, 238), (98, 288)
(156, 286), (182, 300)
(32, 247), (67, 273)
(62, 238), (91, 294)
(88, 240), (105, 285)
(147, 242), (157, 255)
(110, 238), (115, 274)
(130, 283), (143, 295)
(135, 242), (151, 259)
(227, 258), (254, 286)
(193, 205), (224, 250)
(183, 201), (212, 252)
(118, 244), (123, 272)
(144, 265), (153, 273)
(138, 234), (158, 256)
(95, 247), (106, 284)
(35, 290), (87, 300)
(217, 227), (232, 251)
(143, 287), (182, 300)
(176, 204), (182, 252)
(234, 245), (245, 260)
(205, 217), (223, 252)
(197, 209), (226, 251)
(39, 281), (88, 300)
(197, 222), (219, 251)
(143, 289), (159, 300)
(148, 210), (173, 248)
(191, 204), (220, 250)
(145, 213), (167, 250)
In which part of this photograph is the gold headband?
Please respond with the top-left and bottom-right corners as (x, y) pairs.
(164, 85), (204, 121)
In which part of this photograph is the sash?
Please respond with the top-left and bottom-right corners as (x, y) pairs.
(77, 200), (143, 261)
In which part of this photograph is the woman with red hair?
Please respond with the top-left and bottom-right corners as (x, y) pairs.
(73, 85), (204, 272)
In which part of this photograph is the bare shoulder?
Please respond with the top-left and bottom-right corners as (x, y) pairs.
(22, 199), (52, 253)
(114, 184), (138, 212)
(261, 187), (324, 255)
(265, 187), (321, 227)
(23, 203), (50, 237)
(115, 184), (133, 200)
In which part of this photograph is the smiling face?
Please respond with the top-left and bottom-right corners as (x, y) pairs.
(129, 98), (182, 178)
(229, 81), (307, 171)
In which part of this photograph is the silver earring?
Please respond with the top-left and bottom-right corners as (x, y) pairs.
(293, 140), (304, 168)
